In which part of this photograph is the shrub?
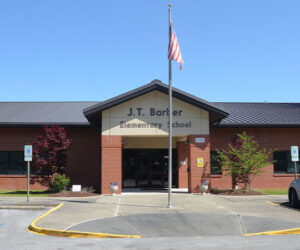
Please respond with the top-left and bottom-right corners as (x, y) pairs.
(81, 186), (96, 193)
(49, 174), (70, 193)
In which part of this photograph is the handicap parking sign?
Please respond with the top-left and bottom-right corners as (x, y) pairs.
(291, 146), (299, 162)
(24, 145), (32, 161)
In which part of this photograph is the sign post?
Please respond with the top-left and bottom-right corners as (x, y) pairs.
(24, 145), (32, 203)
(291, 146), (299, 180)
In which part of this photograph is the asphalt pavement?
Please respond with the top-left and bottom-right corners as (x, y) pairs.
(0, 193), (300, 249)
(2, 192), (300, 237)
(2, 208), (300, 250)
(2, 193), (300, 249)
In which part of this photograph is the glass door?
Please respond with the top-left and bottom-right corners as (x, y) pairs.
(123, 149), (178, 188)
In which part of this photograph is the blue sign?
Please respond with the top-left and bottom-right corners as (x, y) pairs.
(24, 145), (32, 161)
(291, 146), (299, 162)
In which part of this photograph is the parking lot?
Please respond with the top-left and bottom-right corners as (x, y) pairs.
(2, 193), (300, 249)
(61, 193), (300, 237)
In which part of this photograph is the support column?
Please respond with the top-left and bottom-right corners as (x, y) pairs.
(177, 141), (188, 188)
(101, 135), (122, 194)
(188, 135), (211, 193)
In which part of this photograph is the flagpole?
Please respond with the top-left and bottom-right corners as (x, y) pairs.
(168, 3), (172, 208)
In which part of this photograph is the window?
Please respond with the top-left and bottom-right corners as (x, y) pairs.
(274, 151), (300, 174)
(0, 151), (26, 175)
(210, 151), (222, 175)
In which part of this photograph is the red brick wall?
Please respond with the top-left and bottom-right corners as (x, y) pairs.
(0, 127), (100, 191)
(65, 128), (101, 192)
(0, 175), (46, 190)
(188, 135), (210, 193)
(177, 141), (188, 188)
(101, 135), (122, 194)
(210, 127), (300, 189)
(1, 126), (299, 192)
(0, 128), (45, 190)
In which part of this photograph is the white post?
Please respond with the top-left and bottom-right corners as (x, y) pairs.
(27, 161), (30, 203)
(168, 4), (173, 208)
(24, 145), (33, 204)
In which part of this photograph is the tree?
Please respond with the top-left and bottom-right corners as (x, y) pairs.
(30, 125), (72, 186)
(217, 132), (274, 189)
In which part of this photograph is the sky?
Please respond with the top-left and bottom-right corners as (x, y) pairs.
(0, 0), (299, 102)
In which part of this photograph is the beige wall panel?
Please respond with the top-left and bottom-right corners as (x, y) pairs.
(156, 117), (205, 135)
(156, 91), (202, 118)
(200, 109), (209, 119)
(109, 92), (156, 118)
(102, 117), (111, 135)
(109, 117), (160, 135)
(102, 90), (209, 136)
(102, 109), (110, 118)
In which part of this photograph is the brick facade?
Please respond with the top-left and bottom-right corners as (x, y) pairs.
(0, 127), (100, 191)
(188, 135), (210, 193)
(177, 141), (188, 188)
(101, 135), (122, 194)
(1, 126), (300, 192)
(210, 127), (300, 189)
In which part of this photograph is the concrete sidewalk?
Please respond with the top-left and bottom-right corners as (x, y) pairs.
(1, 193), (300, 237)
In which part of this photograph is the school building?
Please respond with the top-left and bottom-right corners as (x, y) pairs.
(0, 79), (299, 193)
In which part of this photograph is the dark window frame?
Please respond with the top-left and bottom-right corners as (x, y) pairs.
(210, 151), (222, 175)
(273, 150), (300, 174)
(0, 151), (26, 175)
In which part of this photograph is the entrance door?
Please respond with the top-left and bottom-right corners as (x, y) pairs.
(123, 149), (177, 188)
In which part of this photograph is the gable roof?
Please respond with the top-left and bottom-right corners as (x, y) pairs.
(0, 82), (299, 128)
(213, 102), (300, 127)
(83, 79), (229, 125)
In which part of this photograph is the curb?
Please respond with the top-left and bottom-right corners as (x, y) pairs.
(0, 203), (58, 210)
(0, 205), (46, 210)
(244, 227), (300, 236)
(28, 203), (141, 238)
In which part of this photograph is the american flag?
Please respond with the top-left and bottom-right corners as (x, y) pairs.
(168, 20), (183, 70)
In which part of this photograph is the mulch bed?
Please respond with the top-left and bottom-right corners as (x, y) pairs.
(48, 191), (100, 197)
(211, 189), (262, 196)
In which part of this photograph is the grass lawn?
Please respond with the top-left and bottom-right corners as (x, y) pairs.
(211, 188), (289, 195)
(0, 190), (50, 197)
(256, 188), (288, 195)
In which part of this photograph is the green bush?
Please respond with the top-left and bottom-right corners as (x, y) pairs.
(49, 174), (70, 193)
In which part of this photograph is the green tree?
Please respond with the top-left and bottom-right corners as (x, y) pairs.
(217, 132), (274, 189)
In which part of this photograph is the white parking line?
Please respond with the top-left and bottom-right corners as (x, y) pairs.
(114, 196), (121, 217)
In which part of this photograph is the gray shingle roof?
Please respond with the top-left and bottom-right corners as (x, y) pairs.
(0, 101), (299, 128)
(0, 102), (98, 126)
(213, 102), (300, 127)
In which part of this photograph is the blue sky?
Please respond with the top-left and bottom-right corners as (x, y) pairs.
(0, 1), (299, 102)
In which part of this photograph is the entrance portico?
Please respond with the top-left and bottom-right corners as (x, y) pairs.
(84, 80), (228, 194)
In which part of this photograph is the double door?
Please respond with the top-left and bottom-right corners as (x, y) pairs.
(123, 149), (177, 188)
